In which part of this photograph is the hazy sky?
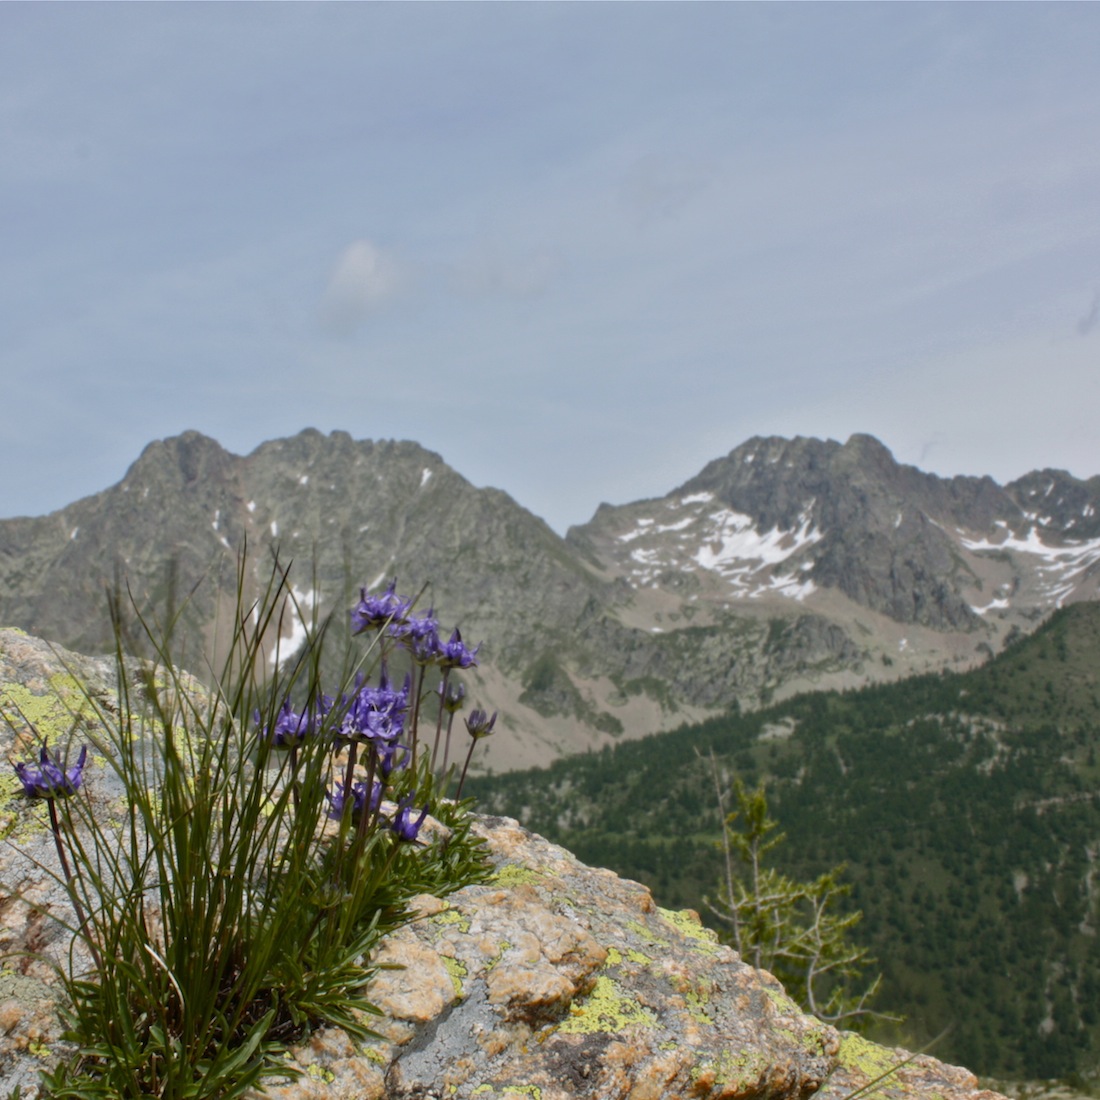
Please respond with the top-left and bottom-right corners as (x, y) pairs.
(3, 3), (1099, 534)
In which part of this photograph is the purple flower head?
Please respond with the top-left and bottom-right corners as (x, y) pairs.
(326, 779), (383, 822)
(390, 799), (429, 843)
(438, 628), (479, 670)
(437, 680), (466, 714)
(351, 579), (412, 634)
(14, 744), (88, 799)
(464, 708), (497, 741)
(339, 666), (411, 744)
(375, 738), (408, 781)
(390, 608), (441, 664)
(259, 698), (312, 749)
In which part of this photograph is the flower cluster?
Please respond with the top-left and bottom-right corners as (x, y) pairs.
(348, 579), (493, 796)
(253, 580), (494, 840)
(4, 565), (498, 1099)
(351, 580), (480, 669)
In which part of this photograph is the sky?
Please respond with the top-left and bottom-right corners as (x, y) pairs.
(2, 3), (1099, 535)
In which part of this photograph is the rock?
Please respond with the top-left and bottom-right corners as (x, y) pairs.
(253, 815), (1001, 1100)
(0, 629), (1004, 1100)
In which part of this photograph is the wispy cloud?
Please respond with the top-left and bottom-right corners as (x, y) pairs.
(319, 240), (403, 336)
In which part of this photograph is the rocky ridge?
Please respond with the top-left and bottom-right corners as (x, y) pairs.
(1, 430), (1098, 770)
(569, 434), (1100, 635)
(0, 629), (1002, 1100)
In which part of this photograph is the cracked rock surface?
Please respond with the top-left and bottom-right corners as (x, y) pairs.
(257, 815), (1002, 1100)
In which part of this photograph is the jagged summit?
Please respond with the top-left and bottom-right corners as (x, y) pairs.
(569, 430), (1100, 634)
(2, 429), (1098, 769)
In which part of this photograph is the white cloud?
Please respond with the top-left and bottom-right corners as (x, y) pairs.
(319, 240), (402, 335)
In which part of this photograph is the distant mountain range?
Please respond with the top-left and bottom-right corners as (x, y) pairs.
(2, 429), (1098, 770)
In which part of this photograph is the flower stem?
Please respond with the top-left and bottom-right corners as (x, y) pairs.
(48, 800), (101, 969)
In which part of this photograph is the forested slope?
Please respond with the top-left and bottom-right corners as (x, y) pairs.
(470, 603), (1100, 1081)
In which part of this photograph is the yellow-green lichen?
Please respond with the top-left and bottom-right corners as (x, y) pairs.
(362, 1047), (387, 1066)
(493, 863), (543, 888)
(0, 680), (89, 745)
(605, 946), (653, 969)
(471, 1086), (494, 1097)
(691, 1048), (770, 1089)
(442, 955), (468, 998)
(685, 990), (713, 1025)
(657, 907), (722, 955)
(305, 1063), (336, 1083)
(836, 1034), (904, 1085)
(762, 984), (801, 1015)
(485, 940), (513, 972)
(431, 906), (472, 934)
(555, 975), (657, 1035)
(626, 919), (669, 949)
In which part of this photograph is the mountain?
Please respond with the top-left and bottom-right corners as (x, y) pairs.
(569, 433), (1100, 636)
(467, 601), (1100, 1082)
(1, 429), (1098, 770)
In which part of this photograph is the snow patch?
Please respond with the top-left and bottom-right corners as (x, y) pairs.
(420, 468), (432, 488)
(247, 500), (256, 513)
(69, 527), (79, 540)
(971, 597), (1011, 615)
(615, 499), (822, 603)
(270, 521), (279, 538)
(299, 475), (309, 486)
(961, 526), (1100, 607)
(268, 586), (318, 671)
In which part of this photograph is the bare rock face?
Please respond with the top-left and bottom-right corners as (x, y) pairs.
(0, 629), (1002, 1100)
(256, 815), (1003, 1100)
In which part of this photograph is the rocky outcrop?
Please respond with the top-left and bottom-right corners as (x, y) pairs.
(0, 630), (1001, 1100)
(267, 814), (1002, 1100)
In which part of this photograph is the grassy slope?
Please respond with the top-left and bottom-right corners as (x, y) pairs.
(469, 603), (1100, 1081)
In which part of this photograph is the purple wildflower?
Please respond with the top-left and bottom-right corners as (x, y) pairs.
(326, 779), (383, 822)
(437, 680), (466, 714)
(438, 628), (479, 670)
(259, 698), (313, 749)
(14, 744), (88, 800)
(390, 799), (429, 843)
(390, 608), (441, 664)
(376, 738), (408, 781)
(350, 579), (412, 634)
(340, 666), (411, 744)
(464, 708), (497, 741)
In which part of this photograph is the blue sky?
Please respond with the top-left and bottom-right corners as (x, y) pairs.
(3, 3), (1099, 534)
